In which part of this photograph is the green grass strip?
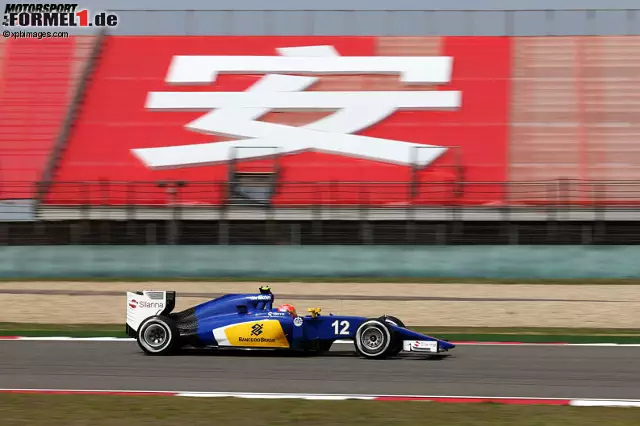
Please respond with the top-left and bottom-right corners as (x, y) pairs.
(1, 394), (639, 426)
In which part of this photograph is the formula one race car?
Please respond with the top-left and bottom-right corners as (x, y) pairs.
(125, 286), (455, 359)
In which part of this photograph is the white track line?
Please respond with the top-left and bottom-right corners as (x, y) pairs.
(0, 388), (639, 407)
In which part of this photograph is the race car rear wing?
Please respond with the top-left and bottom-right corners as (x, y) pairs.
(125, 290), (176, 336)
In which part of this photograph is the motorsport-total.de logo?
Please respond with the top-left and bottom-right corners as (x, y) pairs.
(3, 3), (118, 28)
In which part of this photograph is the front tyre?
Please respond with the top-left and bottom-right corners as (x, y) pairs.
(383, 315), (405, 357)
(354, 319), (393, 359)
(384, 315), (405, 328)
(136, 315), (179, 355)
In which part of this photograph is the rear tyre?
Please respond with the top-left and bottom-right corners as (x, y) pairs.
(354, 319), (394, 359)
(136, 315), (179, 355)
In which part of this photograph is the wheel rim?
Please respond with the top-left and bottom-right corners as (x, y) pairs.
(143, 324), (167, 348)
(361, 327), (384, 352)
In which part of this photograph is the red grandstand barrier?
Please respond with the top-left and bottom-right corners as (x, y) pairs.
(7, 35), (639, 207)
(46, 36), (511, 206)
(0, 36), (95, 198)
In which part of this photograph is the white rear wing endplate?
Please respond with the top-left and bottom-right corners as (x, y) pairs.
(126, 290), (172, 333)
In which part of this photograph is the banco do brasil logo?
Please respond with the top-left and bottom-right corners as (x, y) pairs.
(3, 3), (118, 28)
(238, 323), (276, 343)
(251, 323), (264, 336)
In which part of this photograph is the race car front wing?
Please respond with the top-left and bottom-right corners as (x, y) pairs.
(402, 340), (443, 353)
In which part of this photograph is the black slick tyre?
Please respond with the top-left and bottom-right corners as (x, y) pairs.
(384, 315), (405, 328)
(136, 315), (179, 355)
(354, 319), (394, 359)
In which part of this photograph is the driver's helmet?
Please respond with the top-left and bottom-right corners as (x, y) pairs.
(277, 303), (297, 317)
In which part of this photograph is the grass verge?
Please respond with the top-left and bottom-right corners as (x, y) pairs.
(1, 394), (639, 426)
(3, 276), (640, 284)
(1, 323), (638, 343)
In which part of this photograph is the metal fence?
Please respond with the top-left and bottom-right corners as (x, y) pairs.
(3, 179), (640, 209)
(22, 179), (640, 207)
(4, 219), (637, 246)
(2, 179), (640, 245)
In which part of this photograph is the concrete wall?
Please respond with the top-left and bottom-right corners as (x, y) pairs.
(1, 245), (639, 278)
(56, 0), (640, 36)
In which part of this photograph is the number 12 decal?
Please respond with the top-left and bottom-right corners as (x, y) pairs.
(331, 320), (350, 335)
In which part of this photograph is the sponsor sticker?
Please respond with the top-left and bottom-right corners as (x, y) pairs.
(403, 340), (438, 353)
(248, 295), (272, 301)
(127, 297), (163, 310)
(239, 337), (277, 343)
(293, 317), (303, 327)
(138, 301), (164, 309)
(223, 320), (289, 348)
(251, 323), (263, 336)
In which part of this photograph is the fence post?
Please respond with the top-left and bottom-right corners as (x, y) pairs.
(126, 181), (134, 221)
(100, 179), (110, 244)
(546, 181), (557, 243)
(218, 181), (229, 245)
(360, 186), (372, 244)
(406, 179), (416, 244)
(79, 181), (90, 244)
(266, 181), (275, 244)
(146, 222), (156, 245)
(0, 172), (7, 241)
(594, 183), (605, 243)
(290, 222), (301, 245)
(159, 181), (184, 245)
(125, 182), (134, 244)
(505, 181), (518, 245)
(312, 181), (322, 244)
(0, 163), (6, 243)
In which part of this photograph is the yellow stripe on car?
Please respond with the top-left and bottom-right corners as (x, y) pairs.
(223, 320), (289, 348)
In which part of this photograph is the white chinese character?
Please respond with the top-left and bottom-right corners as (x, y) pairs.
(132, 45), (462, 169)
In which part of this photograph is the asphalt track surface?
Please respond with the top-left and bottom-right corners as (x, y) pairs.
(2, 341), (640, 399)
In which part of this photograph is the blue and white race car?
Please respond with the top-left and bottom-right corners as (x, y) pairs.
(126, 286), (455, 359)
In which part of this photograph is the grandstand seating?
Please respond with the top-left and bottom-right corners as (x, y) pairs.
(584, 37), (640, 181)
(3, 35), (640, 207)
(0, 36), (94, 199)
(510, 36), (640, 204)
(510, 37), (584, 183)
(45, 36), (509, 207)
